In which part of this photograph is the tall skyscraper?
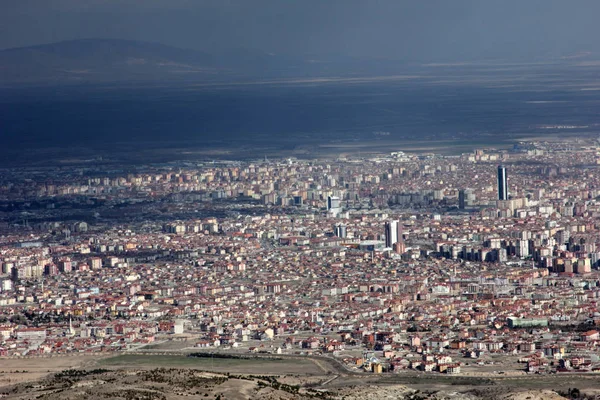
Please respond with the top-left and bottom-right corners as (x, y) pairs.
(327, 196), (341, 210)
(333, 224), (347, 238)
(458, 188), (476, 209)
(327, 195), (342, 217)
(385, 220), (402, 249)
(497, 165), (508, 201)
(393, 223), (405, 254)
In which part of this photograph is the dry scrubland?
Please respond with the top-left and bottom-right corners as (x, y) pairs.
(0, 355), (101, 387)
(0, 354), (584, 400)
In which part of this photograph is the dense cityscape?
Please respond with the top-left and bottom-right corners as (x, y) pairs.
(2, 137), (600, 384)
(6, 1), (600, 398)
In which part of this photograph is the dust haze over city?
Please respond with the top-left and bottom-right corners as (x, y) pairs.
(3, 1), (600, 400)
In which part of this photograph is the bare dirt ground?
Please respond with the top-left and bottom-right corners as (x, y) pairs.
(499, 391), (567, 400)
(0, 355), (104, 388)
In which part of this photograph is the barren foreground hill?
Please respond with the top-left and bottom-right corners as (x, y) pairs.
(2, 368), (322, 400)
(0, 367), (570, 400)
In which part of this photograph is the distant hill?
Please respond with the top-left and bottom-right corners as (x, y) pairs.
(0, 39), (312, 85)
(4, 38), (590, 86)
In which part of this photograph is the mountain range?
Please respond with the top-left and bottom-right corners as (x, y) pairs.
(0, 38), (338, 85)
(1, 38), (597, 86)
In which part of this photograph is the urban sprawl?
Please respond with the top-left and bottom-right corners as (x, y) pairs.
(3, 139), (600, 377)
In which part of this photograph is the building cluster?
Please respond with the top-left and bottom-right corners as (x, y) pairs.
(2, 139), (600, 374)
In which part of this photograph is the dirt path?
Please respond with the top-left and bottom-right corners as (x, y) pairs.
(310, 358), (330, 374)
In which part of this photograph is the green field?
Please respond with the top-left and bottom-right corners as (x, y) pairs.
(98, 354), (320, 375)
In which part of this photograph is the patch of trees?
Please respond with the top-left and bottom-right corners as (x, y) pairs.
(187, 352), (283, 361)
(55, 368), (111, 379)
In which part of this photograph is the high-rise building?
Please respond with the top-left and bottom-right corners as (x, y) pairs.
(327, 196), (341, 210)
(385, 220), (403, 249)
(516, 239), (530, 258)
(333, 224), (347, 238)
(497, 165), (508, 201)
(327, 195), (342, 217)
(458, 188), (476, 209)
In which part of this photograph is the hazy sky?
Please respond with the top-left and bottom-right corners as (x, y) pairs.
(2, 0), (600, 61)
